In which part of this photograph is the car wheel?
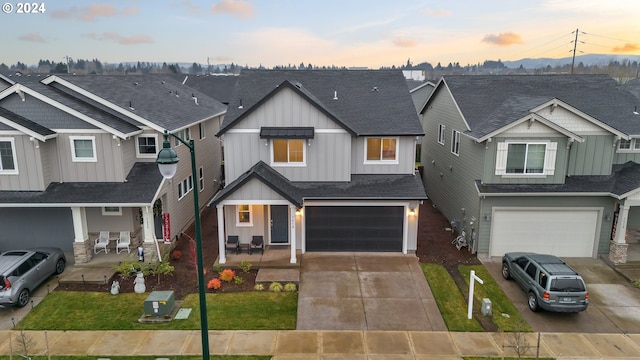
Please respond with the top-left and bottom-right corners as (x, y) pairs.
(528, 292), (539, 312)
(55, 259), (66, 274)
(16, 289), (30, 307)
(501, 262), (511, 280)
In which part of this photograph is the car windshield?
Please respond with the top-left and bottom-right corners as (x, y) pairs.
(550, 278), (585, 292)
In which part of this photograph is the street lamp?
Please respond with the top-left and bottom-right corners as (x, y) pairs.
(156, 130), (210, 360)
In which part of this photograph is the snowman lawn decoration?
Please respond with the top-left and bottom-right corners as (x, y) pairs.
(134, 272), (146, 294)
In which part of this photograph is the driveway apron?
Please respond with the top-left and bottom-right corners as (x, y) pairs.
(296, 252), (446, 331)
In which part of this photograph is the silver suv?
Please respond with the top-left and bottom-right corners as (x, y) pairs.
(0, 247), (66, 307)
(502, 252), (589, 312)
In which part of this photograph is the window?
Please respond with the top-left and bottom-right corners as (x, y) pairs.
(620, 139), (632, 150)
(450, 130), (460, 155)
(495, 141), (557, 176)
(272, 139), (305, 164)
(70, 136), (97, 162)
(177, 175), (194, 200)
(618, 139), (640, 152)
(236, 205), (252, 226)
(365, 137), (397, 162)
(102, 207), (122, 216)
(136, 135), (157, 157)
(199, 123), (206, 140)
(199, 166), (204, 192)
(0, 138), (18, 174)
(437, 124), (445, 145)
(174, 128), (191, 146)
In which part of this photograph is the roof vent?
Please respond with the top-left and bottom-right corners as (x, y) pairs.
(295, 82), (302, 89)
(134, 82), (139, 86)
(238, 99), (243, 109)
(333, 91), (338, 100)
(372, 86), (379, 91)
(175, 90), (179, 97)
(634, 106), (639, 115)
(192, 93), (199, 105)
(161, 81), (165, 84)
(129, 101), (135, 111)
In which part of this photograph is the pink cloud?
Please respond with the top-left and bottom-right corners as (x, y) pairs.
(19, 33), (46, 43)
(612, 43), (640, 53)
(50, 4), (138, 22)
(393, 36), (417, 48)
(482, 32), (524, 46)
(211, 0), (255, 19)
(83, 32), (153, 45)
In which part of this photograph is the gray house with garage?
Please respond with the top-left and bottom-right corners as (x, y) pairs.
(0, 74), (226, 263)
(210, 69), (426, 264)
(420, 74), (640, 263)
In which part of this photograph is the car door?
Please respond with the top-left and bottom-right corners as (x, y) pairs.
(30, 252), (50, 286)
(510, 257), (530, 289)
(524, 262), (539, 293)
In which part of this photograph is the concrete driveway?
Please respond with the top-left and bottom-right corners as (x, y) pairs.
(296, 252), (447, 331)
(483, 257), (640, 333)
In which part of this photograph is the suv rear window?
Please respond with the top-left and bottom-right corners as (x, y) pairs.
(550, 278), (585, 292)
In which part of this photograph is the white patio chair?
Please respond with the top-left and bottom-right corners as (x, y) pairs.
(94, 231), (110, 254)
(116, 231), (132, 254)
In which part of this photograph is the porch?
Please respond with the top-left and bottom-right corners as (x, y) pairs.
(608, 242), (640, 282)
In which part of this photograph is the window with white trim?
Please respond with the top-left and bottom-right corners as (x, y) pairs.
(365, 137), (398, 162)
(0, 138), (18, 174)
(437, 124), (445, 145)
(618, 139), (640, 152)
(70, 136), (97, 162)
(272, 139), (305, 165)
(236, 205), (252, 226)
(174, 128), (191, 146)
(177, 175), (194, 200)
(495, 141), (557, 176)
(102, 207), (122, 216)
(136, 135), (158, 157)
(199, 123), (206, 140)
(199, 166), (204, 192)
(450, 130), (460, 155)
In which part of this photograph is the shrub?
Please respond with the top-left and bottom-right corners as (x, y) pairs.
(219, 269), (236, 282)
(214, 263), (222, 273)
(114, 260), (138, 278)
(284, 283), (297, 292)
(207, 278), (221, 290)
(234, 276), (244, 285)
(254, 284), (265, 291)
(634, 279), (640, 288)
(269, 282), (283, 292)
(239, 260), (252, 273)
(170, 250), (182, 260)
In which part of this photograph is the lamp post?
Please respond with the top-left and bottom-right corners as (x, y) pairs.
(156, 131), (210, 360)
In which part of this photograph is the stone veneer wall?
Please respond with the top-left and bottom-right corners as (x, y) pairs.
(609, 240), (628, 264)
(73, 239), (93, 264)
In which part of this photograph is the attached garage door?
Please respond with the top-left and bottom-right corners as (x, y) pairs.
(0, 208), (74, 252)
(490, 209), (599, 257)
(306, 206), (403, 251)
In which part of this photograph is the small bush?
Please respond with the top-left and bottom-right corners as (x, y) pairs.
(170, 250), (182, 260)
(269, 282), (283, 292)
(633, 279), (640, 288)
(219, 269), (236, 282)
(254, 284), (265, 291)
(239, 260), (252, 273)
(114, 260), (137, 278)
(207, 278), (221, 290)
(214, 263), (222, 273)
(234, 276), (244, 285)
(284, 283), (297, 292)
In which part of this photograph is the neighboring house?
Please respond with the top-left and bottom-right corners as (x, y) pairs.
(408, 80), (436, 114)
(211, 70), (426, 264)
(420, 74), (640, 264)
(168, 74), (238, 105)
(0, 74), (226, 263)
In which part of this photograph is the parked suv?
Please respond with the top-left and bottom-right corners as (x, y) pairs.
(501, 252), (588, 313)
(0, 248), (66, 307)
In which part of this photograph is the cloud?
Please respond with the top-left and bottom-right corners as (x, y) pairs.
(211, 0), (255, 19)
(19, 33), (46, 43)
(482, 32), (524, 46)
(83, 32), (153, 45)
(50, 4), (139, 22)
(612, 43), (640, 53)
(420, 8), (451, 17)
(393, 36), (417, 48)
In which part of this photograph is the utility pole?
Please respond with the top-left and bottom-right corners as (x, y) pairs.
(571, 28), (579, 74)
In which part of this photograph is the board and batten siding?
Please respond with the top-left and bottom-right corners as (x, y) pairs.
(420, 86), (484, 231)
(568, 135), (615, 175)
(224, 178), (288, 202)
(0, 134), (45, 191)
(351, 136), (416, 175)
(56, 132), (125, 182)
(40, 139), (60, 189)
(223, 205), (267, 245)
(614, 149), (640, 165)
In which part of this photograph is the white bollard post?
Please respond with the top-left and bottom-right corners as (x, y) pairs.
(468, 270), (484, 319)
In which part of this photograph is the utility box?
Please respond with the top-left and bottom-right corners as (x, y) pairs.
(481, 298), (492, 316)
(144, 291), (175, 317)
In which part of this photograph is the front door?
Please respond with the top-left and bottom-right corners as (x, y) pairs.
(270, 205), (289, 244)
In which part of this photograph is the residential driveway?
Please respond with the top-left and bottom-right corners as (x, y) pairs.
(296, 252), (446, 331)
(483, 257), (640, 333)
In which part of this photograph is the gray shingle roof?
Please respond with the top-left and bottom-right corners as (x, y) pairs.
(0, 162), (162, 205)
(219, 70), (423, 136)
(0, 107), (55, 137)
(166, 74), (238, 104)
(439, 75), (640, 138)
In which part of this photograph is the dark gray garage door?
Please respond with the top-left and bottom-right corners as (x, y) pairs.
(305, 206), (403, 251)
(0, 208), (74, 252)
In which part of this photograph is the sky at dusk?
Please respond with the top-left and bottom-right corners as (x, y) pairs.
(2, 0), (640, 69)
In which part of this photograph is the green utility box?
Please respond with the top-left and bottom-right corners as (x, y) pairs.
(144, 291), (175, 317)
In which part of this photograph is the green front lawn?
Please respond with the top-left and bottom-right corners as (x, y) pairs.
(19, 292), (297, 331)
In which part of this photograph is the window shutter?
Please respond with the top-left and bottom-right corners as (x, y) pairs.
(495, 142), (508, 175)
(544, 142), (557, 175)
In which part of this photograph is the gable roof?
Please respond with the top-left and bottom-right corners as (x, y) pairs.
(427, 75), (640, 139)
(167, 74), (238, 105)
(218, 69), (424, 137)
(0, 107), (56, 141)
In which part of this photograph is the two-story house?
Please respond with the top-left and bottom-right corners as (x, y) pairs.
(0, 74), (226, 263)
(420, 74), (640, 264)
(210, 70), (427, 264)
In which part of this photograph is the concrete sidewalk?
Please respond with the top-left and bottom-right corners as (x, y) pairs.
(3, 330), (640, 359)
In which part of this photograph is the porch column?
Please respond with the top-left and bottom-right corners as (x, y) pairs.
(290, 205), (297, 264)
(217, 204), (226, 264)
(71, 207), (90, 264)
(610, 204), (630, 264)
(141, 206), (155, 243)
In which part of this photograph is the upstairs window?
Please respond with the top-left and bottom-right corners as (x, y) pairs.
(437, 124), (445, 145)
(495, 141), (557, 176)
(365, 137), (397, 162)
(199, 123), (206, 140)
(273, 139), (305, 164)
(451, 130), (460, 155)
(618, 139), (640, 152)
(136, 135), (157, 157)
(174, 128), (191, 146)
(177, 175), (194, 200)
(70, 136), (97, 162)
(0, 138), (18, 174)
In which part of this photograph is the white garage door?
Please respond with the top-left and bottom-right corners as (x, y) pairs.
(490, 209), (599, 257)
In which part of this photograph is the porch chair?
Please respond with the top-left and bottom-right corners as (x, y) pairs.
(116, 231), (132, 254)
(94, 231), (110, 254)
(250, 235), (264, 255)
(225, 235), (240, 255)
